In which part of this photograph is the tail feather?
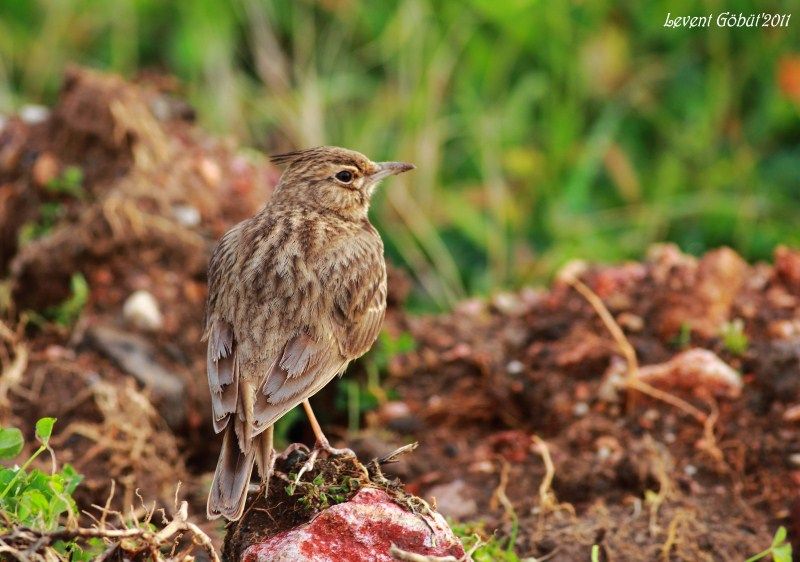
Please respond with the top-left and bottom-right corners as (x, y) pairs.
(207, 425), (274, 521)
(207, 425), (255, 520)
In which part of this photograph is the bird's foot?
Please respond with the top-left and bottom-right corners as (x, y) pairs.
(315, 439), (356, 458)
(292, 448), (319, 487)
(290, 440), (356, 486)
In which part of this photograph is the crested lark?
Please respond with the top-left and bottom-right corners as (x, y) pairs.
(204, 146), (414, 520)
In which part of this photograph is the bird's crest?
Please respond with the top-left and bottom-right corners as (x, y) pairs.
(270, 147), (326, 166)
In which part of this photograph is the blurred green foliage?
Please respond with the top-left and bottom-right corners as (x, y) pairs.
(1, 0), (798, 308)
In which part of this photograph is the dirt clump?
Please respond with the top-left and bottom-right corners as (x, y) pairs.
(376, 244), (800, 560)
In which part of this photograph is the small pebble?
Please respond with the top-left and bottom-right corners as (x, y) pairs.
(173, 204), (201, 227)
(784, 404), (800, 422)
(199, 158), (222, 187)
(492, 292), (519, 315)
(19, 104), (50, 124)
(789, 454), (800, 467)
(684, 464), (698, 476)
(506, 360), (524, 375)
(123, 290), (163, 331)
(573, 402), (589, 417)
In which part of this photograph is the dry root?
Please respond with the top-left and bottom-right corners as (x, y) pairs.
(0, 497), (218, 562)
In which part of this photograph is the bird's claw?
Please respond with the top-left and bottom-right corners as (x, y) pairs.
(316, 440), (356, 458)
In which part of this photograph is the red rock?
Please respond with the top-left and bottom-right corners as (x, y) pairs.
(241, 488), (467, 562)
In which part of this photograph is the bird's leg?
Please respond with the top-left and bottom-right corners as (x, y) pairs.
(302, 399), (355, 457)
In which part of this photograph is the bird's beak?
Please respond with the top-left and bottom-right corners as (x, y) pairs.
(369, 161), (416, 183)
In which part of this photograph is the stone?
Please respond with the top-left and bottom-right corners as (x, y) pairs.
(123, 290), (163, 331)
(241, 487), (467, 562)
(426, 479), (478, 520)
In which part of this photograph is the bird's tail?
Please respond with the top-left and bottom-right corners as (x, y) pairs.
(207, 425), (273, 520)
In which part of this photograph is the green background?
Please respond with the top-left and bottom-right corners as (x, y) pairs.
(2, 0), (798, 309)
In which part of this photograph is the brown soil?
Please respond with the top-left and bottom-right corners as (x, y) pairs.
(1, 68), (798, 561)
(369, 245), (800, 560)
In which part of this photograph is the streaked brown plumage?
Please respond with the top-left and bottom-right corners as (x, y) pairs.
(204, 146), (414, 520)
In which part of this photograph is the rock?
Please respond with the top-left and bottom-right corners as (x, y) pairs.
(774, 245), (800, 295)
(19, 104), (50, 124)
(85, 324), (185, 427)
(784, 404), (800, 422)
(241, 487), (467, 562)
(601, 348), (742, 401)
(123, 290), (163, 331)
(653, 246), (748, 339)
(172, 204), (201, 227)
(426, 479), (478, 520)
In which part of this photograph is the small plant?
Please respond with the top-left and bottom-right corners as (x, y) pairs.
(18, 167), (85, 245)
(45, 272), (89, 327)
(0, 418), (219, 561)
(46, 165), (85, 199)
(285, 472), (361, 512)
(18, 202), (64, 243)
(721, 318), (749, 356)
(451, 521), (521, 562)
(745, 526), (792, 562)
(0, 418), (100, 558)
(671, 322), (692, 350)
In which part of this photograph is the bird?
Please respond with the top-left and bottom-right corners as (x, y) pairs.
(204, 146), (414, 520)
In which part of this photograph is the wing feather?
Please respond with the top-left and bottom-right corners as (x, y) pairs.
(253, 333), (347, 430)
(335, 257), (387, 360)
(207, 320), (238, 434)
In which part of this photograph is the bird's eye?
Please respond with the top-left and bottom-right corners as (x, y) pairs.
(335, 170), (354, 183)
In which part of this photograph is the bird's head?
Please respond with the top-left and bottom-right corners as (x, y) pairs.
(270, 146), (414, 219)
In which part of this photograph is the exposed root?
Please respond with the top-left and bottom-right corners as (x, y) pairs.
(489, 459), (516, 522)
(531, 435), (574, 518)
(565, 275), (708, 423)
(642, 437), (675, 535)
(660, 509), (692, 562)
(0, 500), (219, 562)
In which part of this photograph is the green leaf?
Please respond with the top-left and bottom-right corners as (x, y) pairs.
(19, 489), (49, 518)
(35, 418), (56, 446)
(772, 526), (788, 547)
(60, 464), (82, 494)
(773, 543), (793, 562)
(0, 428), (24, 459)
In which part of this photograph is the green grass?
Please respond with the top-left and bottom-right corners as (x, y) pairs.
(1, 0), (798, 309)
(721, 318), (749, 355)
(451, 521), (522, 562)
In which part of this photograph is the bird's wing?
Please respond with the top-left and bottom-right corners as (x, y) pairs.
(250, 331), (347, 431)
(206, 319), (238, 434)
(251, 240), (387, 432)
(205, 225), (244, 434)
(334, 270), (387, 359)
